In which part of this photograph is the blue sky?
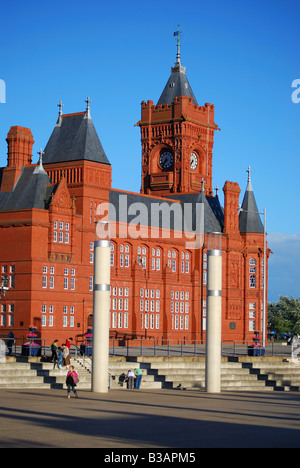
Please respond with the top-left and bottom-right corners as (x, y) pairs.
(0, 0), (299, 301)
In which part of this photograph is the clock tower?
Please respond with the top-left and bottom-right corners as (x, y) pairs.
(137, 33), (220, 196)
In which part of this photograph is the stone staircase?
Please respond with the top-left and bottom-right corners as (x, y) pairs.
(0, 356), (299, 392)
(242, 360), (300, 392)
(135, 358), (271, 392)
(133, 357), (300, 392)
(0, 358), (162, 390)
(0, 360), (91, 390)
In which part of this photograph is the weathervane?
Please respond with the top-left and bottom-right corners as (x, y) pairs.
(174, 24), (181, 64)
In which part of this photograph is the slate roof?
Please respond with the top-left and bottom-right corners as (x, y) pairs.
(0, 164), (54, 211)
(239, 173), (264, 234)
(109, 190), (183, 230)
(43, 110), (110, 166)
(168, 191), (224, 234)
(157, 61), (198, 106)
(108, 188), (224, 234)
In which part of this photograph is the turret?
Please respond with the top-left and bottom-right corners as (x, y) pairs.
(239, 166), (264, 234)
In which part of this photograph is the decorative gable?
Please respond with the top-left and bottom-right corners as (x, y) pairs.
(49, 176), (73, 214)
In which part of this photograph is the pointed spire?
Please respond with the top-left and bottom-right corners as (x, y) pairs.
(239, 166), (264, 234)
(157, 27), (198, 106)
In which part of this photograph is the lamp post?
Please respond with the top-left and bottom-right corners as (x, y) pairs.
(239, 206), (267, 347)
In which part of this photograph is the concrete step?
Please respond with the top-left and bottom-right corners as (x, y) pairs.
(1, 358), (299, 392)
(0, 382), (52, 389)
(250, 363), (300, 370)
(0, 369), (38, 376)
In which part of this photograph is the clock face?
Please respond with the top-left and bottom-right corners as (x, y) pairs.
(190, 152), (198, 170)
(159, 151), (174, 170)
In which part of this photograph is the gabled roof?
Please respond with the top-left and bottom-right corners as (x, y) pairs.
(0, 164), (53, 211)
(239, 167), (264, 234)
(43, 107), (110, 166)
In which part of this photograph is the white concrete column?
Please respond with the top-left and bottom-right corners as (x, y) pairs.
(92, 239), (111, 393)
(205, 249), (222, 393)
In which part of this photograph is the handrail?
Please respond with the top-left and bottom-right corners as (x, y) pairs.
(0, 337), (293, 360)
(1, 336), (46, 357)
(73, 344), (92, 371)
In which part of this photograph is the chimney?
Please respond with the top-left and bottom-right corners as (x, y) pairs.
(223, 181), (241, 235)
(6, 126), (34, 167)
(1, 126), (34, 192)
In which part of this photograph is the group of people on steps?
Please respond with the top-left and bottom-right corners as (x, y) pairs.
(51, 337), (79, 399)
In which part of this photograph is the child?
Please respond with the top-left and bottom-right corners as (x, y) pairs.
(66, 365), (79, 399)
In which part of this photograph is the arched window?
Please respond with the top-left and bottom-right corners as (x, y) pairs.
(152, 247), (162, 270)
(110, 242), (116, 267)
(138, 245), (148, 269)
(171, 250), (178, 272)
(181, 250), (191, 273)
(120, 243), (131, 267)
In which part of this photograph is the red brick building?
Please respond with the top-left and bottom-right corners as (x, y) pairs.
(0, 48), (269, 346)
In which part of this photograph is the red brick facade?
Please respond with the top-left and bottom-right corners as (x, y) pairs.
(0, 62), (269, 347)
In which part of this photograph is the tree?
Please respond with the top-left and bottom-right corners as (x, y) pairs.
(268, 296), (300, 335)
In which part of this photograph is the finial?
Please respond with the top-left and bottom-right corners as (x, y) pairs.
(247, 165), (252, 183)
(174, 25), (182, 64)
(201, 178), (205, 192)
(37, 148), (44, 167)
(85, 97), (92, 111)
(246, 165), (253, 191)
(215, 185), (220, 197)
(33, 148), (46, 174)
(57, 100), (64, 116)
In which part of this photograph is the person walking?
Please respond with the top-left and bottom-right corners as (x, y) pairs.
(126, 369), (135, 389)
(65, 337), (73, 350)
(56, 347), (64, 369)
(66, 365), (79, 399)
(134, 368), (144, 389)
(62, 344), (70, 368)
(51, 340), (59, 367)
